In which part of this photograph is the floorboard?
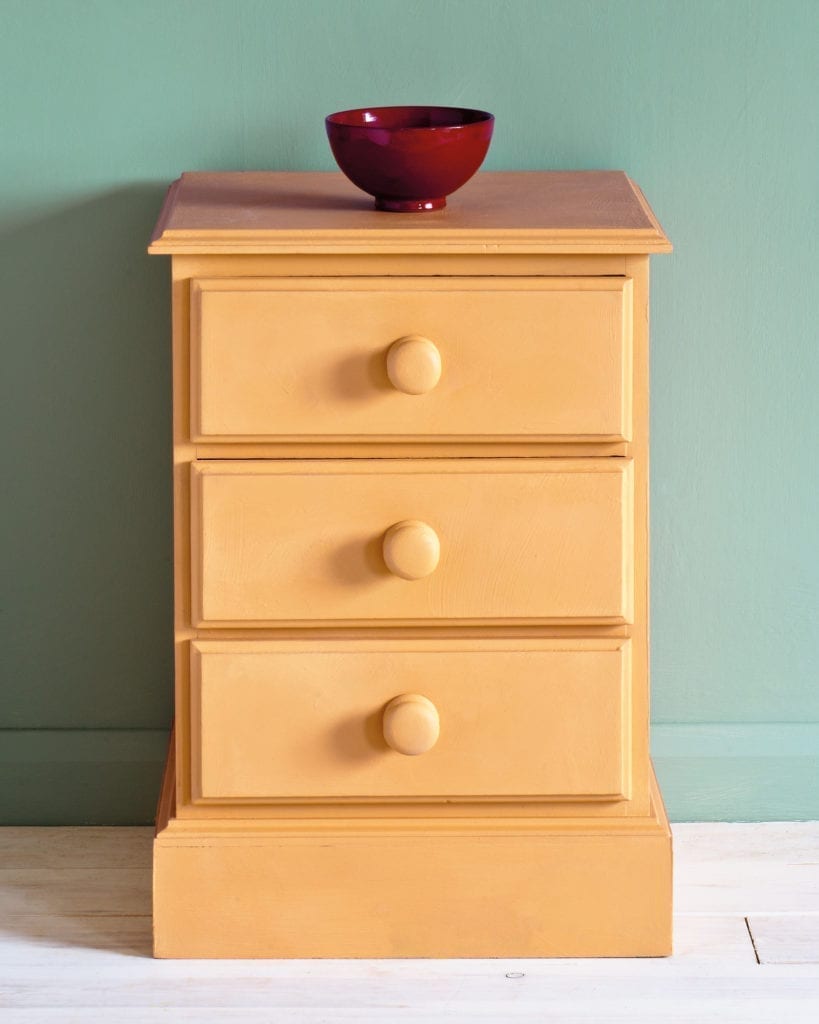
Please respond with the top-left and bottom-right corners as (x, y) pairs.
(747, 914), (819, 965)
(0, 823), (817, 1022)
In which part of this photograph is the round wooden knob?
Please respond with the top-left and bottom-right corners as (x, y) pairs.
(386, 335), (442, 395)
(382, 520), (440, 580)
(383, 694), (440, 755)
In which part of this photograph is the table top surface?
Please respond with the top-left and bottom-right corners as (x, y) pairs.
(149, 170), (671, 255)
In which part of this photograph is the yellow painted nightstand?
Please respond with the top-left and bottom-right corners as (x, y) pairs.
(149, 170), (672, 957)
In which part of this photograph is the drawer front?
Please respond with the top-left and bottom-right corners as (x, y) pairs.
(191, 277), (632, 442)
(191, 458), (633, 626)
(190, 639), (631, 803)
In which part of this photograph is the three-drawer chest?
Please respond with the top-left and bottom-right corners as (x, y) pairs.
(149, 170), (673, 957)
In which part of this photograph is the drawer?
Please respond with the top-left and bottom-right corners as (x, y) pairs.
(191, 277), (632, 442)
(190, 638), (631, 803)
(191, 458), (633, 626)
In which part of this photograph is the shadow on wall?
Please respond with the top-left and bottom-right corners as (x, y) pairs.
(0, 186), (174, 745)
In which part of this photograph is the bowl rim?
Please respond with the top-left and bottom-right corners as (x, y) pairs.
(325, 105), (494, 131)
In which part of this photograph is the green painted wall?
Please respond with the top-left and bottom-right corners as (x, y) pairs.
(1, 0), (816, 823)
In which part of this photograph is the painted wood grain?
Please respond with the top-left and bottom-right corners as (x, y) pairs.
(149, 171), (671, 254)
(0, 826), (152, 869)
(0, 869), (150, 917)
(674, 823), (819, 914)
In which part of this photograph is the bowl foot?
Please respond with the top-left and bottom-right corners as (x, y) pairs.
(375, 196), (446, 212)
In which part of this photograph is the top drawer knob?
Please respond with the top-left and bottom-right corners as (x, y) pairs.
(382, 520), (440, 580)
(386, 335), (442, 395)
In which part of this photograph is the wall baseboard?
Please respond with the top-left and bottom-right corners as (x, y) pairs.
(653, 723), (819, 821)
(0, 729), (169, 825)
(1, 724), (817, 824)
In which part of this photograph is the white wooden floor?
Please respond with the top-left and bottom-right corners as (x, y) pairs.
(1, 824), (818, 1023)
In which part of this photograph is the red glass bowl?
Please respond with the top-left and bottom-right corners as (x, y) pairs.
(325, 106), (494, 212)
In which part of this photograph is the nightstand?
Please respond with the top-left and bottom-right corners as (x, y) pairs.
(149, 170), (672, 957)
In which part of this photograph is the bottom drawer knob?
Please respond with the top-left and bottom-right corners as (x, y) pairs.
(382, 694), (440, 755)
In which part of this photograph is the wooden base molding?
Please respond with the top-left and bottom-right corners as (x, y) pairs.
(153, 750), (672, 958)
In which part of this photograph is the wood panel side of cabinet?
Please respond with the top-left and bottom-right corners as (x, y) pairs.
(626, 255), (651, 808)
(171, 261), (195, 812)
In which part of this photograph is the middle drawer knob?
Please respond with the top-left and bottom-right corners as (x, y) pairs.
(382, 520), (440, 580)
(386, 335), (442, 395)
(382, 694), (440, 756)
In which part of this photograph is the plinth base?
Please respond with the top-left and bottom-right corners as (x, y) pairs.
(154, 761), (672, 958)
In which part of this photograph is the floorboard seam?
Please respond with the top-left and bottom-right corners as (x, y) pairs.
(745, 916), (762, 965)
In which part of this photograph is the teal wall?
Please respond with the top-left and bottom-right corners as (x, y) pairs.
(1, 0), (816, 823)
